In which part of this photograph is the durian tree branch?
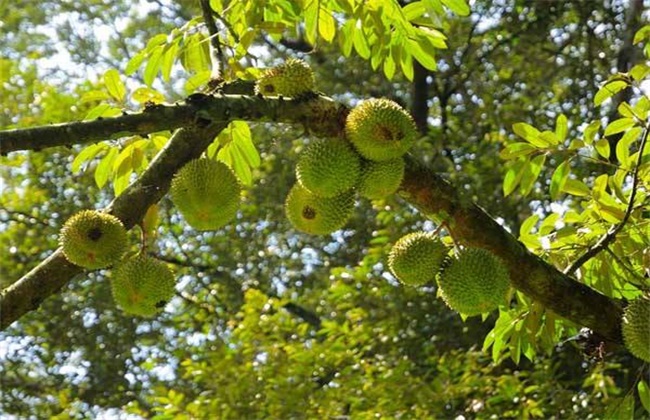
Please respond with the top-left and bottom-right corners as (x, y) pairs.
(0, 92), (344, 155)
(0, 93), (624, 345)
(400, 158), (624, 343)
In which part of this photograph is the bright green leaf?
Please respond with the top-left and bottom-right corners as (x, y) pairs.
(550, 159), (570, 200)
(500, 142), (537, 160)
(638, 381), (650, 413)
(72, 144), (106, 173)
(95, 147), (118, 188)
(594, 138), (611, 159)
(104, 69), (126, 103)
(604, 117), (635, 136)
(441, 0), (470, 16)
(555, 114), (568, 142)
(563, 179), (590, 197)
(583, 120), (601, 145)
(594, 80), (628, 106)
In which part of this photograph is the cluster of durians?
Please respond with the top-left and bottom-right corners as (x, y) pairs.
(59, 210), (176, 317)
(254, 59), (417, 235)
(388, 231), (512, 316)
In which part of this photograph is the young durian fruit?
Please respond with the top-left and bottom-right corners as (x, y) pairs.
(388, 231), (448, 287)
(59, 210), (128, 269)
(254, 58), (315, 97)
(621, 297), (650, 362)
(437, 248), (511, 316)
(111, 255), (176, 317)
(296, 138), (362, 198)
(285, 183), (355, 235)
(345, 98), (417, 161)
(170, 158), (241, 231)
(357, 158), (405, 200)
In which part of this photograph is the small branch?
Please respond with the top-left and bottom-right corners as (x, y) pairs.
(199, 0), (225, 77)
(564, 122), (649, 275)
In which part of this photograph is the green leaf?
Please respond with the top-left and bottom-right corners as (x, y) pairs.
(441, 0), (470, 16)
(144, 45), (164, 87)
(583, 120), (601, 145)
(594, 138), (610, 159)
(630, 63), (650, 82)
(95, 147), (118, 188)
(353, 26), (371, 59)
(103, 69), (126, 103)
(125, 50), (146, 76)
(407, 38), (437, 71)
(563, 179), (590, 197)
(499, 142), (536, 160)
(604, 394), (634, 420)
(633, 25), (650, 44)
(555, 114), (568, 142)
(604, 117), (635, 136)
(84, 104), (122, 120)
(550, 159), (570, 200)
(339, 20), (355, 56)
(618, 101), (636, 118)
(519, 154), (545, 196)
(616, 126), (642, 168)
(132, 87), (166, 105)
(71, 143), (106, 173)
(594, 80), (628, 106)
(519, 214), (539, 237)
(184, 71), (211, 95)
(512, 122), (550, 147)
(318, 8), (336, 42)
(503, 159), (525, 197)
(638, 381), (650, 413)
(161, 41), (180, 83)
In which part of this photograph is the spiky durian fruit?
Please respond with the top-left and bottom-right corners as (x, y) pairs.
(170, 158), (241, 231)
(388, 231), (448, 287)
(111, 255), (176, 317)
(345, 98), (417, 161)
(357, 158), (405, 200)
(296, 138), (361, 198)
(622, 298), (650, 362)
(254, 58), (315, 97)
(438, 248), (510, 316)
(285, 183), (355, 235)
(59, 210), (128, 269)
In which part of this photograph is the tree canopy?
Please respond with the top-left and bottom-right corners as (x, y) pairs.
(1, 0), (649, 418)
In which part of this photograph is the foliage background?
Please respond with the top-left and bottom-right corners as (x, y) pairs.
(1, 0), (649, 418)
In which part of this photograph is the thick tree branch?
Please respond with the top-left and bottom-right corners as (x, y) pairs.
(400, 158), (624, 343)
(0, 93), (345, 154)
(0, 93), (625, 345)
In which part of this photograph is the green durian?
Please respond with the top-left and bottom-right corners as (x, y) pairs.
(255, 58), (315, 97)
(622, 297), (650, 362)
(296, 138), (361, 198)
(357, 158), (405, 199)
(388, 231), (448, 286)
(345, 98), (417, 161)
(111, 255), (176, 317)
(170, 158), (241, 231)
(285, 183), (355, 235)
(438, 248), (511, 316)
(59, 210), (128, 269)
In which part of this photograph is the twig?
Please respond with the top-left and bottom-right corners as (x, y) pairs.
(199, 0), (225, 77)
(564, 121), (650, 275)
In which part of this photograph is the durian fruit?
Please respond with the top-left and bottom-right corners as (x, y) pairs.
(345, 98), (417, 161)
(170, 158), (241, 231)
(254, 58), (315, 97)
(357, 158), (405, 200)
(59, 210), (128, 269)
(111, 255), (176, 317)
(438, 248), (511, 316)
(388, 231), (448, 287)
(622, 297), (650, 362)
(285, 183), (355, 235)
(296, 138), (361, 198)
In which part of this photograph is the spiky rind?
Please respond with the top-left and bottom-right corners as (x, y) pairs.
(357, 158), (405, 200)
(345, 98), (417, 161)
(111, 255), (176, 317)
(170, 158), (241, 231)
(59, 210), (128, 269)
(388, 232), (448, 286)
(438, 248), (511, 316)
(254, 58), (315, 97)
(296, 138), (362, 198)
(622, 298), (650, 362)
(285, 183), (355, 235)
